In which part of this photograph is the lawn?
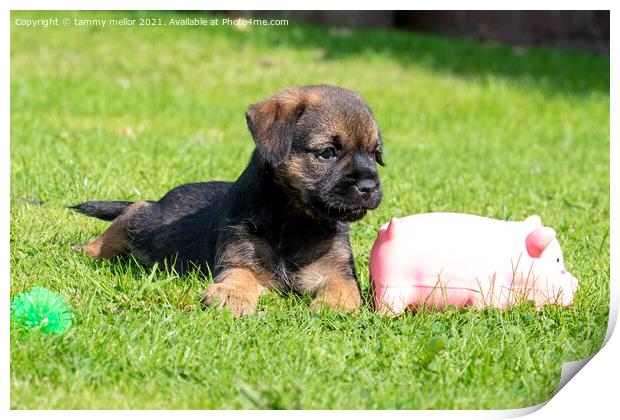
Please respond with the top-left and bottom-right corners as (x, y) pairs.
(10, 10), (610, 409)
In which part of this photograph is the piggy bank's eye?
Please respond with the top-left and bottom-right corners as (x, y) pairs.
(556, 258), (560, 263)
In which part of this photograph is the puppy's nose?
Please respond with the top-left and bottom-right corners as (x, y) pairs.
(355, 179), (378, 195)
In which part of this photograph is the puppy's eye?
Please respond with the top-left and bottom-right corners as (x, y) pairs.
(317, 147), (338, 161)
(556, 257), (560, 263)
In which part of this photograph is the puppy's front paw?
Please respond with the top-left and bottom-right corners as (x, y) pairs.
(202, 282), (258, 317)
(72, 242), (100, 259)
(310, 281), (362, 314)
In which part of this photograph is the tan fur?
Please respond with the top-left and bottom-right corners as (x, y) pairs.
(202, 268), (263, 317)
(274, 86), (381, 213)
(295, 238), (351, 292)
(295, 257), (346, 293)
(311, 279), (362, 313)
(73, 201), (149, 259)
(250, 85), (378, 154)
(246, 87), (321, 163)
(216, 239), (279, 288)
(324, 112), (379, 152)
(274, 154), (313, 208)
(295, 238), (362, 313)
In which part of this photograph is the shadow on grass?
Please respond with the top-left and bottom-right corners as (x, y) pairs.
(223, 12), (610, 97)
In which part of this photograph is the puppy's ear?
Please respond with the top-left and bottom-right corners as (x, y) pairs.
(246, 89), (307, 167)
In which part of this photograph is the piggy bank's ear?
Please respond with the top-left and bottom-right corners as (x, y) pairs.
(524, 215), (542, 227)
(525, 227), (556, 258)
(386, 217), (400, 240)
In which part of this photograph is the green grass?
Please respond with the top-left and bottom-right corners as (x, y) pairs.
(10, 10), (610, 409)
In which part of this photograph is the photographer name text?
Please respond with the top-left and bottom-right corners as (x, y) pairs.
(14, 16), (289, 28)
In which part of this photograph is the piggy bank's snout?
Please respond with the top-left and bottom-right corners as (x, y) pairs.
(564, 272), (578, 291)
(570, 275), (579, 294)
(559, 274), (578, 306)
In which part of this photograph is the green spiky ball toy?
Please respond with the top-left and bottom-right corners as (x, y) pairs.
(10, 287), (73, 334)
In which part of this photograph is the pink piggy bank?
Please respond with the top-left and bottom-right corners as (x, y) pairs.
(369, 213), (578, 315)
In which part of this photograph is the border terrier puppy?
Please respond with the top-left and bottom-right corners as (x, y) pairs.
(71, 85), (384, 316)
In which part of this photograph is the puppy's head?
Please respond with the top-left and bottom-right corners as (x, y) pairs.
(246, 85), (383, 222)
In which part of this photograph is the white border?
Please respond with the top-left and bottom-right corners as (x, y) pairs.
(4, 1), (616, 418)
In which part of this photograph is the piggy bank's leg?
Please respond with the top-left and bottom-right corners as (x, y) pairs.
(534, 290), (550, 310)
(561, 276), (578, 306)
(533, 284), (575, 309)
(374, 284), (415, 316)
(550, 276), (578, 307)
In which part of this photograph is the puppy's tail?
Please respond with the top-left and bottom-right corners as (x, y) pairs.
(69, 201), (133, 221)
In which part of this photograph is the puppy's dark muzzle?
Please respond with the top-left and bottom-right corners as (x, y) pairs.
(355, 179), (378, 194)
(311, 181), (382, 221)
(355, 178), (380, 198)
(349, 154), (381, 207)
(359, 183), (383, 210)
